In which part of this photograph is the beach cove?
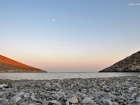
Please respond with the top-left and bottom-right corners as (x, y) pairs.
(0, 76), (140, 105)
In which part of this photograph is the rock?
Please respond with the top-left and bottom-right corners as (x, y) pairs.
(29, 104), (35, 105)
(1, 93), (9, 100)
(57, 91), (65, 98)
(10, 96), (21, 104)
(30, 96), (37, 102)
(45, 82), (51, 88)
(36, 104), (42, 105)
(0, 84), (7, 88)
(49, 100), (62, 105)
(119, 96), (126, 101)
(31, 92), (35, 97)
(19, 102), (28, 105)
(52, 93), (60, 100)
(9, 92), (25, 104)
(68, 96), (78, 104)
(52, 83), (61, 89)
(66, 101), (69, 105)
(37, 98), (42, 103)
(81, 97), (93, 104)
(0, 92), (4, 97)
(103, 99), (112, 105)
(23, 93), (30, 99)
(0, 100), (10, 105)
(42, 99), (49, 105)
(0, 92), (7, 98)
(129, 87), (137, 92)
(135, 97), (140, 103)
(18, 92), (25, 96)
(77, 96), (82, 102)
(112, 102), (119, 105)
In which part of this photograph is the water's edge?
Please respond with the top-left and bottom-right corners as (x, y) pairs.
(0, 72), (140, 80)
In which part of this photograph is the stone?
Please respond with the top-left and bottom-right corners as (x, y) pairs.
(2, 93), (9, 100)
(77, 96), (82, 102)
(0, 92), (8, 99)
(66, 101), (69, 105)
(103, 99), (112, 105)
(52, 83), (61, 89)
(112, 102), (119, 105)
(17, 92), (25, 96)
(68, 96), (78, 104)
(10, 96), (21, 104)
(49, 100), (62, 105)
(30, 96), (37, 102)
(42, 99), (49, 105)
(135, 97), (140, 103)
(45, 82), (51, 88)
(129, 87), (137, 92)
(23, 93), (30, 99)
(19, 102), (28, 105)
(0, 100), (10, 105)
(29, 104), (35, 105)
(81, 97), (93, 104)
(52, 93), (60, 100)
(0, 84), (7, 88)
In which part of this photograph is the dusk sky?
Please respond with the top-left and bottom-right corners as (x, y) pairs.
(0, 0), (140, 72)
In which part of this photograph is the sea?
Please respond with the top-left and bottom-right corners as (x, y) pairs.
(0, 72), (140, 80)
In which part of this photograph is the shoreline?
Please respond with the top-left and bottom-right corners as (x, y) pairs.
(0, 72), (140, 81)
(0, 75), (137, 81)
(0, 76), (140, 105)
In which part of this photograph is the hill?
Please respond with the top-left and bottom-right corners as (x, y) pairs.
(0, 55), (46, 72)
(99, 51), (140, 72)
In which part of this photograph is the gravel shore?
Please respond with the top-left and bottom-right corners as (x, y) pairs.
(0, 76), (140, 105)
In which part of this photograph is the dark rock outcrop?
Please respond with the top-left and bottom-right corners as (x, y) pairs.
(0, 55), (46, 72)
(100, 51), (140, 72)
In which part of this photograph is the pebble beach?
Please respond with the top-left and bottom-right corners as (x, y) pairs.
(0, 76), (140, 105)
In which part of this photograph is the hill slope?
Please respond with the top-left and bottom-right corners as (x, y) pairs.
(99, 51), (140, 72)
(0, 55), (46, 72)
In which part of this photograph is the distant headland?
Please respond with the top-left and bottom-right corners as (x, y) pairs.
(99, 51), (140, 72)
(0, 55), (46, 72)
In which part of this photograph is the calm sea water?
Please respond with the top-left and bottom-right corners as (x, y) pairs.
(0, 72), (140, 80)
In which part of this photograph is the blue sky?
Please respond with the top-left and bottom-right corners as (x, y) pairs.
(0, 0), (140, 72)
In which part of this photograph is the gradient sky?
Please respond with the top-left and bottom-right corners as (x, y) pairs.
(0, 0), (140, 72)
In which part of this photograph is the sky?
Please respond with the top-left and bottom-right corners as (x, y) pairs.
(0, 0), (140, 72)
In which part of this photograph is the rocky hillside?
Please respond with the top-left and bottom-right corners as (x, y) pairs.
(0, 55), (46, 72)
(100, 51), (140, 72)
